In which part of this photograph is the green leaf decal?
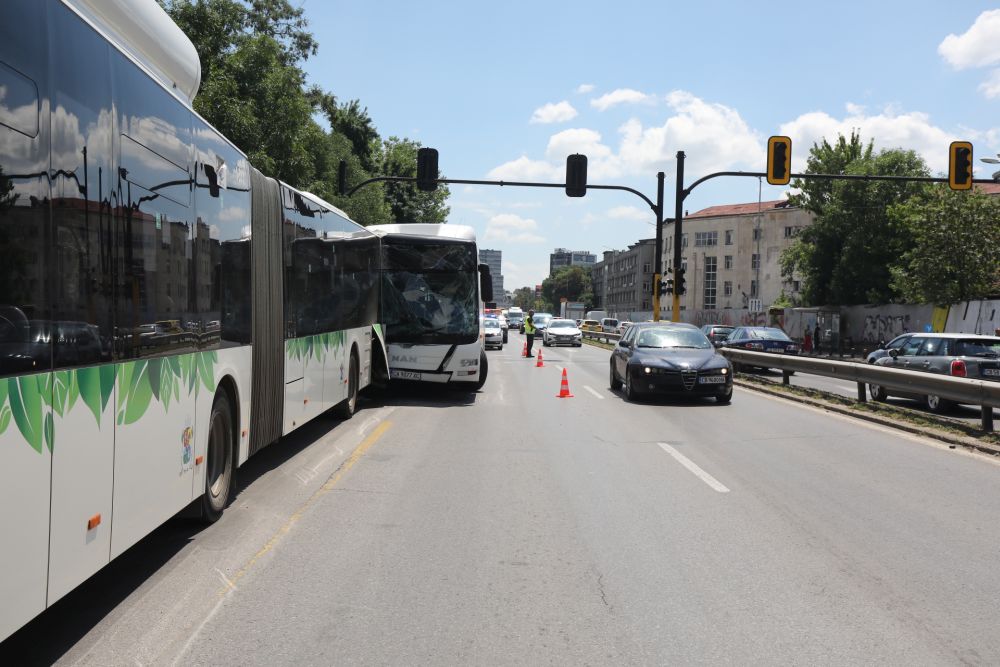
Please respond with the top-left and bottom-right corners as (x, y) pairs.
(0, 376), (8, 409)
(44, 411), (53, 453)
(123, 362), (153, 425)
(10, 375), (43, 453)
(52, 371), (70, 417)
(117, 362), (134, 414)
(168, 355), (182, 378)
(197, 353), (216, 393)
(100, 364), (115, 411)
(0, 405), (11, 433)
(147, 358), (163, 400)
(39, 373), (53, 409)
(78, 366), (104, 425)
(67, 370), (80, 412)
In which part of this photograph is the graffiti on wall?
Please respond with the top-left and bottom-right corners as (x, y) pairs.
(861, 314), (911, 345)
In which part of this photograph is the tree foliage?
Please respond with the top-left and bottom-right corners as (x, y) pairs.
(160, 0), (443, 226)
(511, 287), (535, 309)
(780, 132), (929, 305)
(888, 187), (1000, 304)
(381, 137), (451, 224)
(541, 266), (593, 312)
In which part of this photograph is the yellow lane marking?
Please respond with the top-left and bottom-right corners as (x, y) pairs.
(219, 420), (393, 596)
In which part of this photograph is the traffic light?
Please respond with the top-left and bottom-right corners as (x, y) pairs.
(565, 154), (588, 197)
(676, 267), (686, 295)
(949, 141), (973, 191)
(416, 147), (439, 192)
(767, 136), (792, 185)
(660, 278), (673, 294)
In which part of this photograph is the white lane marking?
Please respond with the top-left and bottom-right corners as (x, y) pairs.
(583, 385), (604, 400)
(657, 442), (730, 493)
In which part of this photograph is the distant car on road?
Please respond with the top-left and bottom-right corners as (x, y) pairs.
(483, 317), (504, 350)
(866, 333), (914, 364)
(700, 324), (735, 347)
(601, 318), (619, 334)
(579, 319), (600, 332)
(722, 326), (800, 371)
(869, 333), (1000, 413)
(616, 321), (634, 335)
(495, 313), (509, 343)
(543, 318), (583, 347)
(609, 322), (733, 403)
(530, 312), (553, 335)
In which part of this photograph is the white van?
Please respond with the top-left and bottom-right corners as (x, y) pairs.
(601, 317), (620, 333)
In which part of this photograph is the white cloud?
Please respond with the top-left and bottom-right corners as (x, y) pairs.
(938, 10), (1000, 69)
(487, 155), (562, 182)
(530, 101), (578, 124)
(779, 103), (957, 174)
(545, 128), (614, 162)
(576, 83), (595, 94)
(590, 88), (654, 111)
(483, 213), (545, 244)
(605, 205), (652, 222)
(979, 69), (1000, 98)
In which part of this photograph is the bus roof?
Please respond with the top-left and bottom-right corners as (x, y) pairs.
(367, 224), (477, 242)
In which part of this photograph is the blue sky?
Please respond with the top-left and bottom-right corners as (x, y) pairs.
(300, 1), (1000, 290)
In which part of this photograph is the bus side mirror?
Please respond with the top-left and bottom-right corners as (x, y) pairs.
(478, 264), (493, 302)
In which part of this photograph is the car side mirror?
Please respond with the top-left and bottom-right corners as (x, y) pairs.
(888, 348), (899, 358)
(618, 340), (629, 348)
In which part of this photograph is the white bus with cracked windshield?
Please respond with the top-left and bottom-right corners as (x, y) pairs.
(369, 224), (493, 391)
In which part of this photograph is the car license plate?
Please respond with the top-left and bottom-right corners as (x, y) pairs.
(390, 370), (422, 381)
(984, 368), (1000, 377)
(699, 375), (726, 384)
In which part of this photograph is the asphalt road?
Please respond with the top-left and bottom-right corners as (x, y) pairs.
(5, 334), (1000, 665)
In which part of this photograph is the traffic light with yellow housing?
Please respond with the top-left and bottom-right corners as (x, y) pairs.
(949, 141), (973, 191)
(767, 136), (792, 185)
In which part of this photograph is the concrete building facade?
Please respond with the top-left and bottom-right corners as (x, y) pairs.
(478, 248), (506, 306)
(591, 238), (656, 320)
(660, 200), (812, 317)
(549, 248), (596, 276)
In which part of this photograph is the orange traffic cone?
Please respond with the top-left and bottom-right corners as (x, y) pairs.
(536, 349), (544, 367)
(522, 340), (528, 357)
(556, 368), (574, 398)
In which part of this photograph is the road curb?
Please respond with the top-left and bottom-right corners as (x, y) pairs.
(735, 377), (1000, 458)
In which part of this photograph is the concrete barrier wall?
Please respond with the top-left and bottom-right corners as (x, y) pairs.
(946, 299), (1000, 335)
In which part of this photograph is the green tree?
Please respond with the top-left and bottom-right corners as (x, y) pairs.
(381, 137), (451, 224)
(780, 132), (929, 305)
(888, 186), (1000, 304)
(541, 266), (593, 310)
(512, 287), (534, 309)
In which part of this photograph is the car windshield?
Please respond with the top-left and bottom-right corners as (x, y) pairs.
(955, 339), (1000, 357)
(747, 327), (791, 341)
(533, 314), (552, 324)
(713, 327), (734, 335)
(548, 320), (576, 329)
(636, 328), (713, 349)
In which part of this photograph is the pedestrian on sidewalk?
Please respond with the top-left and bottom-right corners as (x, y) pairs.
(524, 310), (537, 358)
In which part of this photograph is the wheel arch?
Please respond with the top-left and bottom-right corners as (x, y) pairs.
(215, 374), (241, 462)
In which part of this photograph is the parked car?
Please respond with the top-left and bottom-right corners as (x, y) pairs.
(866, 333), (914, 364)
(721, 326), (800, 371)
(543, 318), (583, 347)
(530, 312), (553, 335)
(579, 319), (601, 332)
(609, 322), (733, 403)
(701, 324), (735, 347)
(483, 317), (504, 350)
(495, 313), (509, 343)
(868, 333), (1000, 413)
(616, 321), (634, 335)
(601, 318), (619, 334)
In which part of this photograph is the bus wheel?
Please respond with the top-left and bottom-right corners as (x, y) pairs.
(202, 392), (235, 523)
(473, 350), (488, 391)
(335, 352), (359, 419)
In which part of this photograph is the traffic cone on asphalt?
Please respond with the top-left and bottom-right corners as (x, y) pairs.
(556, 368), (574, 398)
(522, 340), (527, 357)
(536, 349), (544, 367)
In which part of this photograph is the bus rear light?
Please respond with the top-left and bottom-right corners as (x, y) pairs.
(950, 360), (967, 377)
(87, 514), (101, 530)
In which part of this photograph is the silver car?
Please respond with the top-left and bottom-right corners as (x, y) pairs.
(869, 333), (1000, 412)
(483, 318), (504, 350)
(542, 318), (582, 347)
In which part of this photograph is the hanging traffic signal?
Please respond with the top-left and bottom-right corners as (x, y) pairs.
(416, 147), (439, 192)
(767, 136), (792, 185)
(660, 278), (673, 294)
(949, 141), (973, 191)
(565, 154), (588, 197)
(676, 267), (687, 295)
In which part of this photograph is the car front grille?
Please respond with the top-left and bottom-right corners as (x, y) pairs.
(681, 370), (697, 390)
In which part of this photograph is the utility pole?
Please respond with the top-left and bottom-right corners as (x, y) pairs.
(652, 172), (665, 321)
(672, 151), (685, 322)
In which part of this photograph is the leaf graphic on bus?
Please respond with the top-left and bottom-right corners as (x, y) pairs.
(39, 372), (53, 410)
(10, 375), (43, 453)
(122, 362), (153, 425)
(78, 366), (104, 425)
(52, 371), (70, 418)
(0, 405), (11, 434)
(168, 355), (181, 378)
(147, 358), (163, 400)
(44, 411), (53, 453)
(197, 352), (215, 393)
(161, 369), (173, 411)
(100, 364), (115, 412)
(0, 377), (8, 413)
(67, 369), (80, 412)
(117, 362), (134, 416)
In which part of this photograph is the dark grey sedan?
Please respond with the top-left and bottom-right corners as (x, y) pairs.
(610, 323), (733, 403)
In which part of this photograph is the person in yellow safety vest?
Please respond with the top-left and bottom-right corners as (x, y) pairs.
(524, 309), (536, 358)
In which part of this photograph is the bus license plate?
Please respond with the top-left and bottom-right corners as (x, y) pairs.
(391, 370), (422, 381)
(699, 376), (726, 384)
(983, 368), (1000, 377)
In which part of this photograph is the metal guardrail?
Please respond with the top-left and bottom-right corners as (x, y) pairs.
(719, 349), (999, 431)
(581, 329), (622, 344)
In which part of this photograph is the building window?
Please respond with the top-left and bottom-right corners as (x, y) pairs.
(751, 253), (760, 270)
(784, 226), (797, 238)
(724, 281), (732, 296)
(704, 256), (717, 310)
(682, 234), (688, 248)
(642, 262), (650, 273)
(694, 231), (717, 247)
(753, 227), (762, 241)
(724, 255), (732, 270)
(750, 280), (758, 297)
(725, 230), (734, 245)
(792, 280), (800, 292)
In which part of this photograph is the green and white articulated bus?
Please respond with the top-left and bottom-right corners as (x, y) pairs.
(0, 0), (385, 641)
(370, 224), (493, 391)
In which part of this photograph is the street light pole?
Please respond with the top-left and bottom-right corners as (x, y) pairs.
(672, 151), (685, 322)
(652, 171), (665, 322)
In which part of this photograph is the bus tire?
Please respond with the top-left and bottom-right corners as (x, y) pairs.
(201, 392), (235, 523)
(334, 351), (359, 419)
(473, 350), (488, 391)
